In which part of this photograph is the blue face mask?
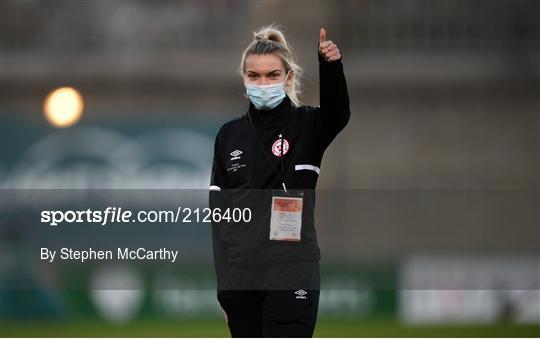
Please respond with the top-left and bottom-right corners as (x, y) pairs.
(245, 73), (289, 110)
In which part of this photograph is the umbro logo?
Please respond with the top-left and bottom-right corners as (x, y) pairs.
(295, 289), (307, 299)
(230, 150), (242, 161)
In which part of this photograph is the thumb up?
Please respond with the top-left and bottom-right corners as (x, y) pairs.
(319, 27), (341, 62)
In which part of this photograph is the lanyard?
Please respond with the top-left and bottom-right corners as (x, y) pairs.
(247, 109), (292, 192)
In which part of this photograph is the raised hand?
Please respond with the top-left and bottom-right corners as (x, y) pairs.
(319, 27), (341, 62)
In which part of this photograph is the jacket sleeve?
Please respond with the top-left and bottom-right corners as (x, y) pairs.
(317, 43), (351, 150)
(209, 128), (229, 283)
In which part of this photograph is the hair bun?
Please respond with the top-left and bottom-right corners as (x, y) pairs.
(253, 24), (289, 49)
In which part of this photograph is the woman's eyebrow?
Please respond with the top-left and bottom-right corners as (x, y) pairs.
(246, 69), (282, 75)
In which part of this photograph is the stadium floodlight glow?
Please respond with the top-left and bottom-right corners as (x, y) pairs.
(44, 87), (84, 128)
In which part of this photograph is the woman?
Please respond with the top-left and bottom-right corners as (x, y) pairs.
(209, 24), (350, 337)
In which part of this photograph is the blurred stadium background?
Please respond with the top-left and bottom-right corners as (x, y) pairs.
(1, 0), (539, 337)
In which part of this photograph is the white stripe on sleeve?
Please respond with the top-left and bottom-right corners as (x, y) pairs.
(294, 164), (320, 175)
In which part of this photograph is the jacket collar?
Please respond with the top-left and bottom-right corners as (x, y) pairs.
(248, 95), (292, 126)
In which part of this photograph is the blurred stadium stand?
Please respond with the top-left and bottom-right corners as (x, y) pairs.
(1, 1), (538, 188)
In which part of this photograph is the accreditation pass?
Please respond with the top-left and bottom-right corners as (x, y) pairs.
(270, 190), (303, 241)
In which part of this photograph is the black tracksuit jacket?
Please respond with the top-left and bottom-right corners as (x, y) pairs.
(209, 47), (350, 283)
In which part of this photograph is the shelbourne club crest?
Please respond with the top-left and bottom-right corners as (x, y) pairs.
(271, 135), (290, 157)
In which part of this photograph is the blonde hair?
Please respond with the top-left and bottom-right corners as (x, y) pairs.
(239, 24), (303, 107)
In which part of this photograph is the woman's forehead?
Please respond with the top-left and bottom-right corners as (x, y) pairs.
(245, 54), (285, 73)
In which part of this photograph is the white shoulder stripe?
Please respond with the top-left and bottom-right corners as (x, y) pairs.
(294, 164), (320, 175)
(209, 185), (221, 191)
